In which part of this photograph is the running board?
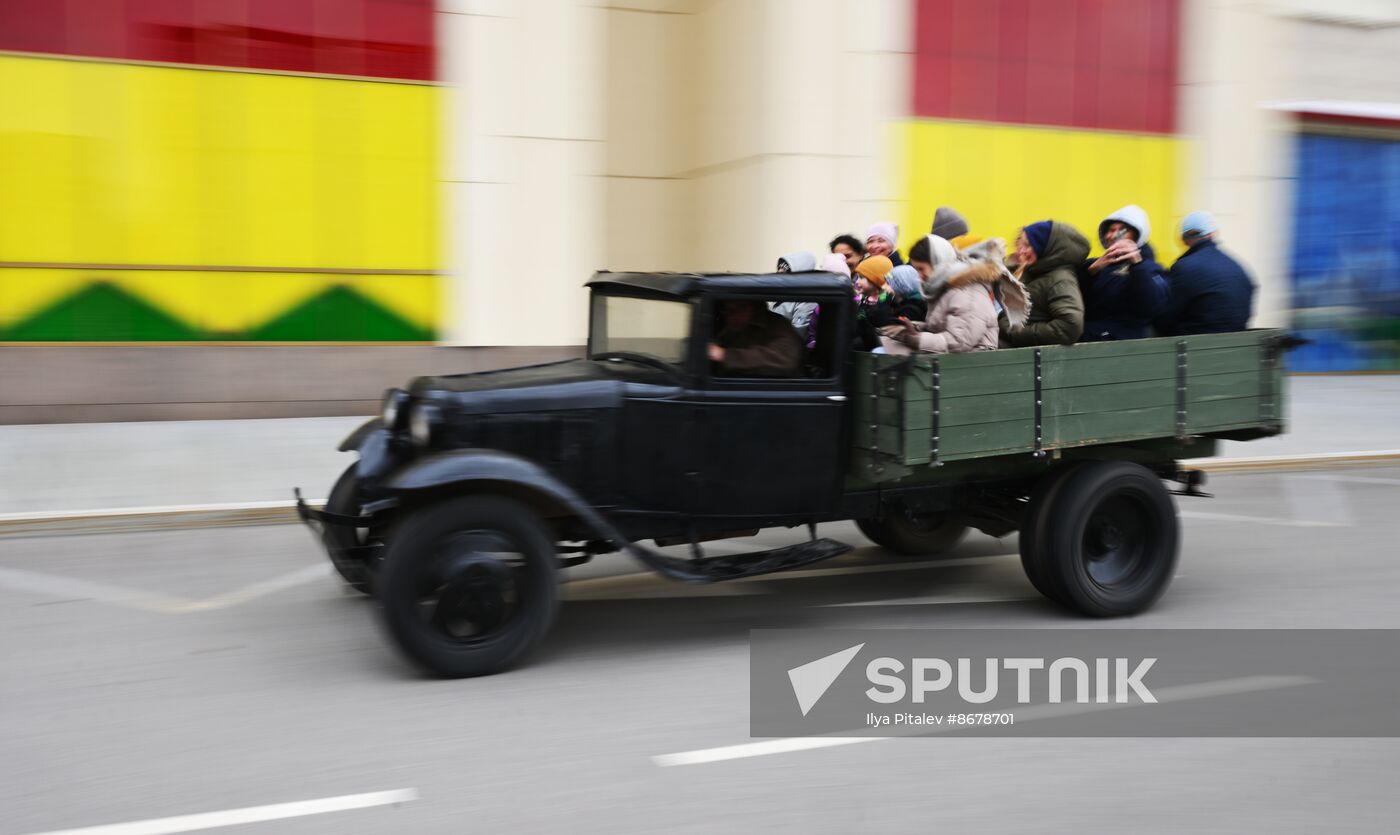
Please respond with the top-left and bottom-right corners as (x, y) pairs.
(623, 538), (853, 583)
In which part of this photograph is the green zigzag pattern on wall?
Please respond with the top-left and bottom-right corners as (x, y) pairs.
(247, 285), (434, 341)
(1, 281), (434, 342)
(2, 282), (202, 341)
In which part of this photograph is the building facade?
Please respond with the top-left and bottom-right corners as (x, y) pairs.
(1, 0), (1395, 420)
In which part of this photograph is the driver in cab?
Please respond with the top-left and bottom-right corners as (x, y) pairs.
(707, 299), (803, 377)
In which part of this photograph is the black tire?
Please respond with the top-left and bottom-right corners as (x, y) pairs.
(376, 496), (559, 678)
(1034, 461), (1179, 617)
(856, 510), (968, 556)
(1018, 463), (1087, 605)
(323, 464), (375, 594)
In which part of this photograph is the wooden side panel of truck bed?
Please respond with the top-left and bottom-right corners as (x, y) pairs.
(850, 330), (1286, 472)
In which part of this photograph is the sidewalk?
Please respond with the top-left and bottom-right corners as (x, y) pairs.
(1, 376), (1396, 516)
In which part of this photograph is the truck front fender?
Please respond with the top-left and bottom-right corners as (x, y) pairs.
(384, 449), (628, 542)
(339, 418), (399, 482)
(382, 449), (749, 584)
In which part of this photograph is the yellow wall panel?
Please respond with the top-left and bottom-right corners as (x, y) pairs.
(0, 54), (439, 273)
(900, 119), (1188, 262)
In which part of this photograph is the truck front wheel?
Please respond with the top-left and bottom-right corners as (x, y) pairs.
(856, 511), (968, 556)
(377, 496), (560, 678)
(1025, 461), (1178, 617)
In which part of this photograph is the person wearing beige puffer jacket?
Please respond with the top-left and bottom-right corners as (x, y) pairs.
(879, 236), (1029, 354)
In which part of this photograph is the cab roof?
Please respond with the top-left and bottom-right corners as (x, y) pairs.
(586, 271), (852, 298)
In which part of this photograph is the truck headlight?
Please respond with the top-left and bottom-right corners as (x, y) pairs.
(381, 388), (409, 429)
(409, 403), (438, 447)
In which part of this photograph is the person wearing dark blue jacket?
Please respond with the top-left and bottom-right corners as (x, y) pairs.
(1154, 211), (1256, 336)
(1077, 204), (1169, 341)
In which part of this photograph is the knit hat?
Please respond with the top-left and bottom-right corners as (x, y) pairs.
(854, 255), (893, 287)
(930, 206), (969, 240)
(818, 252), (851, 278)
(866, 222), (898, 250)
(1022, 220), (1053, 256)
(1181, 210), (1218, 238)
(776, 251), (817, 272)
(885, 265), (922, 299)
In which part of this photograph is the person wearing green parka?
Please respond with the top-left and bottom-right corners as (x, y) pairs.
(999, 220), (1089, 347)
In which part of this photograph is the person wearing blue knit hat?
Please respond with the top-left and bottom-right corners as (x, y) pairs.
(1153, 211), (1256, 336)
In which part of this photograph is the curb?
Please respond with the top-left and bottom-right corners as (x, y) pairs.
(0, 500), (322, 539)
(3, 450), (1399, 539)
(1183, 449), (1400, 474)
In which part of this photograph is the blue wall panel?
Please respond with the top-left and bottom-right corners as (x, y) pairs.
(1289, 132), (1400, 371)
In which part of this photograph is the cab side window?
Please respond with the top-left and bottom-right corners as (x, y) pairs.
(709, 297), (838, 380)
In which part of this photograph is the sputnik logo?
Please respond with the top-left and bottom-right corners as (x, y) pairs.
(787, 643), (865, 716)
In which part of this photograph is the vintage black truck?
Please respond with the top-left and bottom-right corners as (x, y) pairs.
(296, 270), (1291, 677)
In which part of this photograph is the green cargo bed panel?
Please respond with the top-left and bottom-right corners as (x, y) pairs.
(848, 330), (1288, 474)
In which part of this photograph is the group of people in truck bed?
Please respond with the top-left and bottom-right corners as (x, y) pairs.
(774, 205), (1257, 357)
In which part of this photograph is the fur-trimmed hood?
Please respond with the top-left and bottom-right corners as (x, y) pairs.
(943, 259), (1030, 329)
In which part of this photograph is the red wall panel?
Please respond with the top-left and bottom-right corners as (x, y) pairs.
(913, 0), (1180, 134)
(0, 0), (434, 81)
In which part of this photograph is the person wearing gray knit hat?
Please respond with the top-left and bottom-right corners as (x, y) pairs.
(930, 206), (970, 240)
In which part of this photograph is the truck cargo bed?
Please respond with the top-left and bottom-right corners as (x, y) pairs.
(850, 330), (1287, 480)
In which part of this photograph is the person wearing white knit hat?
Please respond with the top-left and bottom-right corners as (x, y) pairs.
(865, 221), (904, 266)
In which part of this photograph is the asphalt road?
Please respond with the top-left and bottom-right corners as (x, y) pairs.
(4, 467), (1400, 834)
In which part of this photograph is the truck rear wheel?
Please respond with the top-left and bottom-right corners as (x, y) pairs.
(1018, 463), (1087, 605)
(1027, 461), (1178, 617)
(377, 496), (559, 678)
(856, 511), (968, 556)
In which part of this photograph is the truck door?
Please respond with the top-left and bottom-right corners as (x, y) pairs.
(691, 294), (849, 518)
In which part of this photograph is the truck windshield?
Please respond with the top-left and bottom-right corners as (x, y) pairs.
(589, 294), (691, 367)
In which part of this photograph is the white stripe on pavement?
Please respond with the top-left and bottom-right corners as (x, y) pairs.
(0, 564), (330, 614)
(1178, 510), (1345, 528)
(1291, 473), (1400, 487)
(24, 788), (418, 835)
(652, 675), (1316, 767)
(822, 594), (1032, 608)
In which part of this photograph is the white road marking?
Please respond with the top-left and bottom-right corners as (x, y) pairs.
(0, 564), (330, 614)
(822, 594), (1032, 608)
(652, 675), (1316, 767)
(562, 554), (1015, 600)
(565, 572), (764, 600)
(740, 553), (1014, 582)
(1178, 510), (1345, 528)
(24, 788), (418, 835)
(165, 564), (332, 613)
(0, 567), (188, 613)
(1283, 473), (1355, 528)
(1292, 473), (1400, 487)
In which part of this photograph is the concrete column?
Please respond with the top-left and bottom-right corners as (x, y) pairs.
(1178, 0), (1295, 328)
(439, 0), (607, 346)
(689, 0), (912, 272)
(438, 0), (909, 346)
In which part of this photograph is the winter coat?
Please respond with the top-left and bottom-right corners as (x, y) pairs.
(1079, 242), (1170, 341)
(852, 294), (888, 351)
(1154, 239), (1256, 336)
(868, 292), (926, 329)
(1000, 222), (1089, 347)
(1078, 206), (1169, 341)
(717, 307), (804, 376)
(913, 261), (1028, 353)
(772, 300), (817, 338)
